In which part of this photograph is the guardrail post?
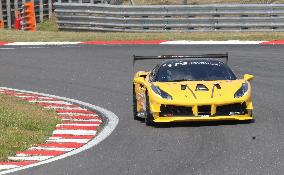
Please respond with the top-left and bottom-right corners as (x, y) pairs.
(0, 0), (3, 28)
(6, 0), (12, 28)
(48, 0), (52, 19)
(39, 0), (44, 22)
(14, 0), (19, 16)
(142, 15), (149, 30)
(22, 0), (26, 29)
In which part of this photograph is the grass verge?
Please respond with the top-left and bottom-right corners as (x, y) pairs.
(1, 29), (284, 41)
(0, 94), (60, 161)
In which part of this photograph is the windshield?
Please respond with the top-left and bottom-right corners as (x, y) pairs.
(154, 60), (237, 82)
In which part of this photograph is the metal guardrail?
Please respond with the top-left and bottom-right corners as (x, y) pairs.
(56, 0), (102, 3)
(54, 3), (284, 32)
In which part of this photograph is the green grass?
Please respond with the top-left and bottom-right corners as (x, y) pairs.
(37, 15), (58, 32)
(1, 29), (284, 41)
(0, 94), (60, 161)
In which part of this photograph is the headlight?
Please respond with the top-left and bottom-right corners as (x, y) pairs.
(151, 85), (172, 100)
(234, 82), (248, 98)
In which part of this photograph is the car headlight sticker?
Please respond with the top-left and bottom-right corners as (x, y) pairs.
(234, 82), (248, 98)
(151, 85), (173, 100)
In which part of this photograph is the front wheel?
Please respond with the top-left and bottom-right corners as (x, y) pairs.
(145, 92), (154, 126)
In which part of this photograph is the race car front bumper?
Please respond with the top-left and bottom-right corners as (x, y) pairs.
(147, 88), (254, 123)
(153, 114), (253, 123)
(150, 98), (253, 123)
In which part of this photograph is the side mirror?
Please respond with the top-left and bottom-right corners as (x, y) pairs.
(134, 77), (145, 84)
(244, 74), (254, 81)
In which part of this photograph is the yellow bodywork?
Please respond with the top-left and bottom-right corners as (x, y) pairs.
(133, 71), (253, 123)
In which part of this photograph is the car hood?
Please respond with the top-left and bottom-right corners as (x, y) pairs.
(153, 80), (245, 102)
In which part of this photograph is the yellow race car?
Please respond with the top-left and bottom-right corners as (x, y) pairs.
(133, 54), (254, 126)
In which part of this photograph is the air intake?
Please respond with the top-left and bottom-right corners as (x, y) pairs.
(196, 84), (209, 91)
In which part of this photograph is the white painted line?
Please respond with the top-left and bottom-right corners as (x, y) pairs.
(61, 118), (102, 122)
(62, 46), (81, 48)
(21, 47), (46, 49)
(37, 97), (54, 100)
(28, 100), (71, 104)
(44, 107), (83, 110)
(8, 156), (53, 161)
(57, 113), (98, 116)
(5, 42), (81, 46)
(25, 97), (54, 100)
(0, 87), (119, 175)
(14, 154), (32, 157)
(52, 130), (97, 136)
(0, 48), (15, 50)
(46, 138), (90, 143)
(160, 40), (262, 45)
(0, 165), (19, 170)
(14, 95), (38, 98)
(57, 123), (100, 127)
(29, 147), (74, 152)
(57, 109), (88, 111)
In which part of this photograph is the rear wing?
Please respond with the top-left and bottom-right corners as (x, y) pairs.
(133, 53), (229, 66)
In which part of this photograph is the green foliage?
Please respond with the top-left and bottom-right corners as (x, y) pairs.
(37, 15), (58, 32)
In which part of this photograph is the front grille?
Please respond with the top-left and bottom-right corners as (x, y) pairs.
(198, 105), (211, 115)
(160, 103), (247, 117)
(216, 103), (247, 116)
(160, 105), (193, 117)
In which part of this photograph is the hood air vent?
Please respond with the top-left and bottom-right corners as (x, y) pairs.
(195, 84), (209, 91)
(181, 84), (187, 90)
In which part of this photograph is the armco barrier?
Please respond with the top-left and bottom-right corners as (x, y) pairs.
(54, 3), (284, 32)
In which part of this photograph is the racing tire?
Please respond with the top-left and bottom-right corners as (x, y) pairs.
(133, 85), (139, 120)
(145, 92), (154, 126)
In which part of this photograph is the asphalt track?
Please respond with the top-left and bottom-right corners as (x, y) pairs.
(0, 45), (283, 175)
